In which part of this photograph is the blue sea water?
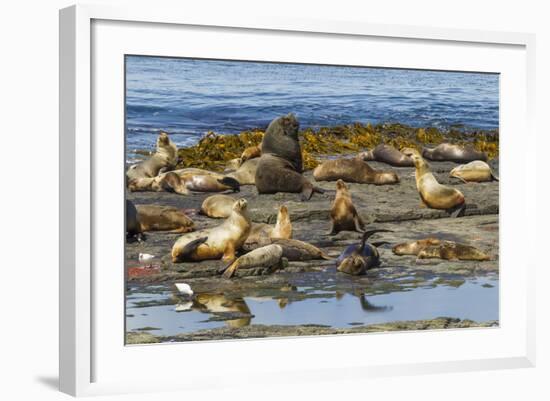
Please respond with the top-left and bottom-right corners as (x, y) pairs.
(125, 56), (499, 152)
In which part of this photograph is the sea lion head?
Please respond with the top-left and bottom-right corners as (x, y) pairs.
(402, 148), (425, 168)
(233, 198), (248, 213)
(269, 113), (299, 140)
(374, 171), (400, 185)
(335, 179), (349, 193)
(337, 255), (367, 275)
(261, 114), (303, 171)
(157, 131), (170, 147)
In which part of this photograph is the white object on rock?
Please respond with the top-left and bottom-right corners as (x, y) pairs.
(138, 253), (156, 262)
(174, 302), (193, 312)
(175, 283), (194, 297)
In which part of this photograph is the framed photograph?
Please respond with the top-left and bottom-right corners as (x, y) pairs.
(59, 4), (536, 397)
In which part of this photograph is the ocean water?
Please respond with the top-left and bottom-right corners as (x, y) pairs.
(125, 56), (499, 152)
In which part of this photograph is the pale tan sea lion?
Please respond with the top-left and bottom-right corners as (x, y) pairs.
(360, 144), (414, 167)
(402, 148), (465, 215)
(313, 157), (399, 185)
(221, 244), (284, 278)
(245, 205), (293, 243)
(328, 179), (365, 235)
(127, 171), (189, 195)
(422, 143), (488, 163)
(224, 158), (243, 172)
(135, 205), (194, 233)
(417, 241), (491, 261)
(392, 238), (441, 255)
(241, 144), (262, 162)
(226, 158), (259, 185)
(182, 174), (240, 192)
(200, 194), (236, 218)
(255, 114), (324, 201)
(171, 198), (251, 263)
(449, 160), (499, 183)
(126, 132), (178, 186)
(243, 238), (332, 261)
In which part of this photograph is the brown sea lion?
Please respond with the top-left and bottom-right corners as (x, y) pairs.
(182, 174), (240, 193)
(255, 114), (324, 201)
(392, 238), (441, 255)
(241, 144), (262, 162)
(313, 157), (399, 185)
(226, 158), (259, 185)
(328, 179), (365, 235)
(245, 205), (293, 243)
(224, 158), (243, 172)
(127, 171), (189, 195)
(200, 194), (236, 218)
(220, 244), (284, 278)
(126, 132), (178, 186)
(422, 143), (488, 163)
(417, 241), (491, 261)
(402, 148), (465, 216)
(337, 230), (390, 275)
(171, 198), (251, 263)
(135, 205), (194, 233)
(360, 144), (414, 167)
(243, 238), (332, 261)
(449, 160), (499, 183)
(126, 199), (144, 241)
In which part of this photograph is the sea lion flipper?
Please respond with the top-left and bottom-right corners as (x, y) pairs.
(449, 204), (465, 218)
(300, 185), (314, 202)
(179, 237), (208, 258)
(217, 177), (240, 192)
(491, 172), (500, 181)
(326, 221), (336, 236)
(220, 259), (239, 278)
(371, 241), (390, 248)
(354, 216), (365, 233)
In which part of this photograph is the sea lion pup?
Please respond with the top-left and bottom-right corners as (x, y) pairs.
(422, 143), (488, 163)
(226, 158), (260, 185)
(135, 205), (194, 233)
(220, 244), (284, 278)
(245, 205), (293, 243)
(417, 241), (491, 261)
(312, 157), (399, 185)
(360, 144), (414, 167)
(392, 238), (441, 256)
(171, 198), (251, 263)
(337, 230), (391, 276)
(241, 144), (262, 162)
(126, 199), (145, 241)
(401, 148), (465, 217)
(255, 114), (324, 201)
(449, 160), (499, 183)
(126, 132), (178, 184)
(200, 194), (236, 218)
(243, 238), (332, 261)
(328, 179), (365, 235)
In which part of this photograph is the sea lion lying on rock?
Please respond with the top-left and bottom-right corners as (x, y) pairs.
(328, 179), (365, 235)
(360, 144), (414, 167)
(241, 144), (262, 162)
(171, 198), (251, 263)
(255, 114), (324, 201)
(245, 205), (292, 244)
(243, 238), (332, 261)
(402, 148), (465, 217)
(313, 156), (399, 185)
(126, 132), (178, 189)
(127, 171), (189, 195)
(226, 158), (259, 185)
(200, 194), (236, 219)
(449, 160), (499, 183)
(337, 230), (392, 275)
(392, 238), (491, 261)
(220, 244), (285, 279)
(135, 205), (195, 233)
(422, 143), (488, 163)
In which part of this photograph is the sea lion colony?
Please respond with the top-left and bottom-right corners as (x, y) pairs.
(126, 114), (495, 276)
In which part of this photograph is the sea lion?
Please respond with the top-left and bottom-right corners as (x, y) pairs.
(135, 205), (194, 233)
(328, 179), (365, 235)
(422, 143), (488, 163)
(392, 238), (441, 255)
(255, 114), (324, 201)
(313, 157), (399, 185)
(171, 198), (251, 263)
(337, 230), (391, 275)
(402, 148), (465, 216)
(224, 158), (243, 172)
(243, 238), (332, 261)
(127, 171), (189, 195)
(220, 244), (284, 278)
(241, 144), (262, 162)
(200, 194), (236, 218)
(337, 229), (393, 263)
(183, 174), (240, 193)
(126, 132), (178, 186)
(449, 160), (499, 183)
(245, 205), (292, 243)
(126, 199), (144, 241)
(417, 241), (491, 261)
(360, 144), (414, 167)
(226, 158), (260, 185)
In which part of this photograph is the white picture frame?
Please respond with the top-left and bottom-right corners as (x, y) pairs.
(59, 4), (536, 397)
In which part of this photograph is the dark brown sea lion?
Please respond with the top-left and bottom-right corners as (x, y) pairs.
(328, 179), (365, 235)
(313, 156), (399, 185)
(255, 114), (324, 201)
(422, 143), (488, 163)
(337, 230), (391, 275)
(135, 205), (195, 233)
(360, 144), (414, 167)
(126, 199), (144, 241)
